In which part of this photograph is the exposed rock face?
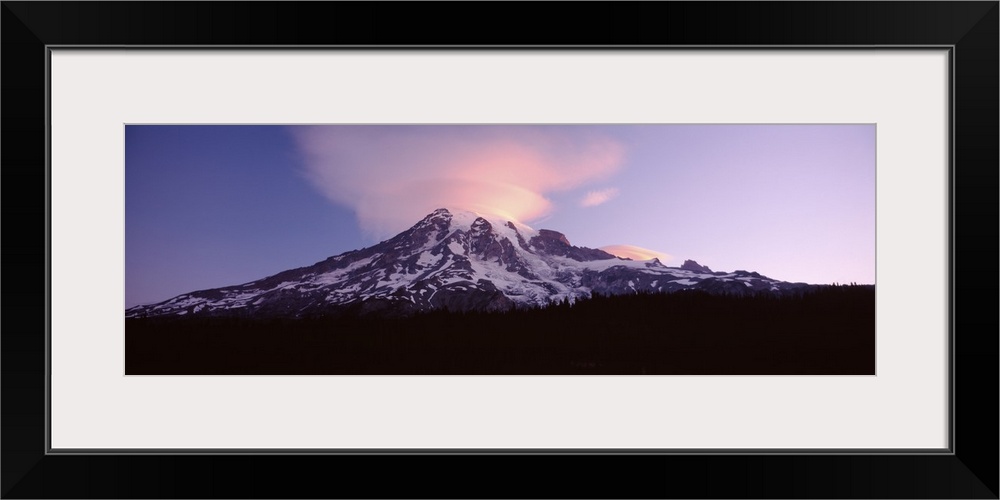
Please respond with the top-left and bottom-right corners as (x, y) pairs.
(126, 208), (815, 319)
(680, 259), (713, 274)
(528, 229), (618, 262)
(536, 229), (571, 246)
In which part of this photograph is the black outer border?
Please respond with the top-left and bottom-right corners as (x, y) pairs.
(3, 2), (996, 498)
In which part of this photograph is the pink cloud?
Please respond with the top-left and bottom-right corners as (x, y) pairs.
(600, 244), (673, 263)
(580, 188), (620, 207)
(293, 126), (625, 237)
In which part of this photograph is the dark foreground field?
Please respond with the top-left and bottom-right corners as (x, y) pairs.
(126, 286), (875, 375)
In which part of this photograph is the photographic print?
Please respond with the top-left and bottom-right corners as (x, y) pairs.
(125, 124), (875, 375)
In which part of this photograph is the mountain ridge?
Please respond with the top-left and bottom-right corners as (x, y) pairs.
(126, 208), (815, 318)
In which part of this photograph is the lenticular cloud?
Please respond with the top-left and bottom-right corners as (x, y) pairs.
(600, 244), (673, 263)
(580, 187), (620, 207)
(292, 125), (625, 237)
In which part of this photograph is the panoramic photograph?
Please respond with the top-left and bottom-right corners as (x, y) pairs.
(125, 124), (875, 375)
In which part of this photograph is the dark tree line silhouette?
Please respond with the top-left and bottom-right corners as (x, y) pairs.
(126, 285), (875, 375)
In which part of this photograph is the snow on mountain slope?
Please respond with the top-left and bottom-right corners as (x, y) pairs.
(126, 208), (813, 318)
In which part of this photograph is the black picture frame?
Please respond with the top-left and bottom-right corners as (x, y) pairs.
(3, 2), (996, 498)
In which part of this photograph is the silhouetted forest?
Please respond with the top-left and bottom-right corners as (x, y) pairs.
(126, 285), (875, 375)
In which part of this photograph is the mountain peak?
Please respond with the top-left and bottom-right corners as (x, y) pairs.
(680, 259), (713, 273)
(536, 228), (571, 246)
(417, 207), (454, 224)
(421, 207), (540, 241)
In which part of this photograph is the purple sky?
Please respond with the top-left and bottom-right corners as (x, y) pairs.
(125, 124), (875, 308)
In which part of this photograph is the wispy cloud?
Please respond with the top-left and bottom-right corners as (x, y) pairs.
(600, 244), (673, 263)
(579, 187), (620, 207)
(292, 126), (625, 238)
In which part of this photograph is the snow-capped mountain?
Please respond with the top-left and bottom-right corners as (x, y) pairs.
(126, 208), (814, 318)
